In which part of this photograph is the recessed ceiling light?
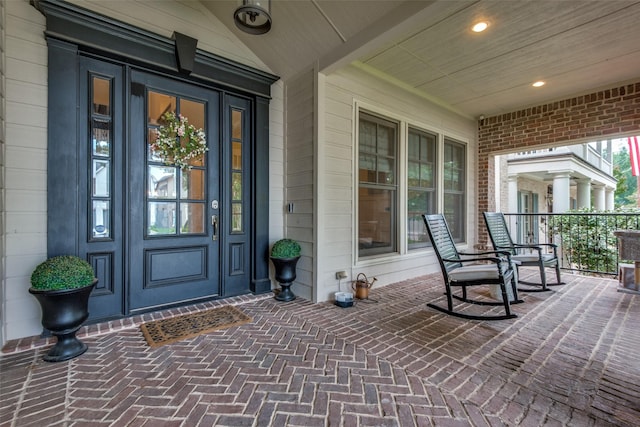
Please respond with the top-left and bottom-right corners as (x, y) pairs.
(472, 22), (489, 32)
(532, 81), (545, 87)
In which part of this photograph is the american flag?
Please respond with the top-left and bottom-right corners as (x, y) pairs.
(628, 136), (640, 177)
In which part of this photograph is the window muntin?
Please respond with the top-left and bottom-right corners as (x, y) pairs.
(408, 128), (436, 249)
(444, 138), (466, 242)
(358, 112), (398, 257)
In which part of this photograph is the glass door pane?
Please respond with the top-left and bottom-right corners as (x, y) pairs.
(146, 91), (207, 236)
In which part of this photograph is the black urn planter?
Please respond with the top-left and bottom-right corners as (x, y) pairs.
(29, 279), (97, 362)
(270, 256), (300, 302)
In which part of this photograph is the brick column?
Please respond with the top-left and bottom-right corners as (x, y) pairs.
(477, 82), (640, 247)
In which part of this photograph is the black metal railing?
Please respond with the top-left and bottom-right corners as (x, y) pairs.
(502, 212), (640, 276)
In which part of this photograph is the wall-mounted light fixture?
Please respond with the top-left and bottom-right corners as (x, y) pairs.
(234, 0), (272, 35)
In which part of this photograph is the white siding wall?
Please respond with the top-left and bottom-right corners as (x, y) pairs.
(283, 69), (315, 300)
(269, 79), (285, 245)
(2, 0), (284, 344)
(4, 0), (47, 341)
(2, 0), (47, 340)
(317, 65), (477, 301)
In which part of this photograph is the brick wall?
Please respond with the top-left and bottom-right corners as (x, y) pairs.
(476, 81), (640, 247)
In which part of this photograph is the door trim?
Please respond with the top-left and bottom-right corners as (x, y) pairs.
(34, 0), (279, 97)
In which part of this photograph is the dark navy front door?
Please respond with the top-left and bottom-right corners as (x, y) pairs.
(129, 70), (221, 311)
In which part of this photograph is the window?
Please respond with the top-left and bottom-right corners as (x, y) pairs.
(146, 91), (207, 236)
(443, 138), (466, 242)
(407, 128), (436, 249)
(90, 75), (113, 240)
(358, 112), (398, 256)
(231, 109), (244, 233)
(357, 109), (468, 258)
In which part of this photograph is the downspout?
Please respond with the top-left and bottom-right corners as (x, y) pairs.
(0, 0), (5, 347)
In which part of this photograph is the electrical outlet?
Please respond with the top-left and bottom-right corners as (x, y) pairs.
(335, 271), (348, 280)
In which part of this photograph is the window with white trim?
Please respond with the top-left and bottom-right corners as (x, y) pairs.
(357, 110), (468, 259)
(358, 112), (398, 256)
(443, 138), (466, 242)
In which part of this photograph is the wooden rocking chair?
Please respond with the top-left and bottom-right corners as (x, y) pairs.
(422, 214), (522, 320)
(483, 212), (563, 292)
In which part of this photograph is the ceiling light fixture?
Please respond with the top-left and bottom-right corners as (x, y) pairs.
(532, 81), (546, 87)
(234, 0), (272, 35)
(472, 21), (488, 32)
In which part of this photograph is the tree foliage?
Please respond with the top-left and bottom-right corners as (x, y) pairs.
(551, 208), (640, 274)
(613, 147), (638, 208)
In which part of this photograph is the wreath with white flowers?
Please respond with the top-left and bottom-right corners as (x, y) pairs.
(151, 111), (208, 170)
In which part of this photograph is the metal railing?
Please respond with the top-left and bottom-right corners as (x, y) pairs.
(503, 212), (640, 276)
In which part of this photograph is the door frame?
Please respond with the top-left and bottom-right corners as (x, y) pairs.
(38, 0), (278, 322)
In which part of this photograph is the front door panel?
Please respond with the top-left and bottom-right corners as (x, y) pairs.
(129, 70), (220, 311)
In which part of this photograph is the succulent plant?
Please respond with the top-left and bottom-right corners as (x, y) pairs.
(30, 256), (96, 291)
(270, 239), (301, 259)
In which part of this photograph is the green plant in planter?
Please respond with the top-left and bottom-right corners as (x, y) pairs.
(31, 255), (96, 291)
(270, 238), (301, 259)
(29, 255), (97, 362)
(270, 239), (301, 302)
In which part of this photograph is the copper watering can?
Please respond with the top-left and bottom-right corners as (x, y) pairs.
(352, 273), (377, 299)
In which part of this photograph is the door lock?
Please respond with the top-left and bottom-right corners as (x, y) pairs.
(211, 200), (219, 209)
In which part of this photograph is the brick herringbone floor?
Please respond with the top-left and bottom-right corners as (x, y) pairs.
(1, 271), (639, 426)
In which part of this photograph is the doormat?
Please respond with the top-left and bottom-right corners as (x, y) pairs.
(140, 305), (252, 348)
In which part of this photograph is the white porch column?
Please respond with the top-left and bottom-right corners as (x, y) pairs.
(605, 187), (615, 211)
(508, 175), (518, 213)
(576, 178), (591, 209)
(506, 175), (519, 232)
(593, 184), (606, 211)
(552, 173), (571, 213)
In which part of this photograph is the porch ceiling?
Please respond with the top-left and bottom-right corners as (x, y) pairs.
(201, 0), (640, 119)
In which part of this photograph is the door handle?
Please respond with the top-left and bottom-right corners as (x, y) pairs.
(211, 215), (218, 241)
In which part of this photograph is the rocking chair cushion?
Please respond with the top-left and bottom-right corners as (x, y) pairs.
(449, 263), (509, 281)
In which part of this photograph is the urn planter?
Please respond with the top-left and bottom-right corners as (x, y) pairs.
(270, 256), (300, 302)
(270, 239), (301, 302)
(29, 255), (97, 362)
(29, 280), (97, 362)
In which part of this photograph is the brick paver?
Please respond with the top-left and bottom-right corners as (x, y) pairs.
(1, 271), (639, 426)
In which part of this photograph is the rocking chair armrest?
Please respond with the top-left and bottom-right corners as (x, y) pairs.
(442, 256), (508, 266)
(502, 243), (544, 254)
(511, 243), (542, 250)
(459, 250), (506, 257)
(512, 242), (558, 256)
(531, 242), (559, 253)
(459, 250), (513, 263)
